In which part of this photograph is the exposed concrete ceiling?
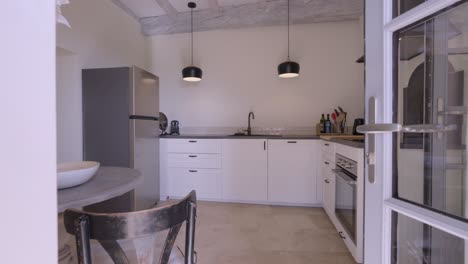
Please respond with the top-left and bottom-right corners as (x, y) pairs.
(112, 0), (363, 36)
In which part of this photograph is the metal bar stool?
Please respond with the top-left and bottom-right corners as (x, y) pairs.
(64, 191), (197, 264)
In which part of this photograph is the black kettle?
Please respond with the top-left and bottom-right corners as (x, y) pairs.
(352, 118), (365, 135)
(170, 120), (180, 135)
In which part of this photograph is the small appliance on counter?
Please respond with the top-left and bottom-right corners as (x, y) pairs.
(159, 112), (168, 135)
(352, 118), (365, 135)
(170, 120), (180, 135)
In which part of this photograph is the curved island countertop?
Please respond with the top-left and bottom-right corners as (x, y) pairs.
(57, 166), (142, 213)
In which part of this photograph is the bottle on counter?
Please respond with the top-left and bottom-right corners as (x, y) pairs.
(320, 114), (325, 133)
(325, 114), (332, 134)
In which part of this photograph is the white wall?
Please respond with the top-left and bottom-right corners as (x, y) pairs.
(56, 0), (147, 162)
(1, 1), (57, 262)
(147, 21), (364, 133)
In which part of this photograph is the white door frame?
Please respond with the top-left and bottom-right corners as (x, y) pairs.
(1, 1), (57, 263)
(364, 0), (468, 263)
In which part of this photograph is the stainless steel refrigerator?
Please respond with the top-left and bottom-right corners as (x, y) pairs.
(82, 66), (160, 211)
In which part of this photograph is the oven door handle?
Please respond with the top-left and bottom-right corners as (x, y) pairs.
(332, 169), (356, 185)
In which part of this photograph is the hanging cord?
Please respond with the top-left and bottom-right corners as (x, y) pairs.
(287, 0), (290, 60)
(191, 6), (194, 66)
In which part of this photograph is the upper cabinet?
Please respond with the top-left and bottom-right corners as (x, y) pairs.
(222, 139), (268, 202)
(267, 140), (319, 204)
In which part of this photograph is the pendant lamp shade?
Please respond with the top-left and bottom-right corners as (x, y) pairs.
(278, 61), (300, 78)
(278, 0), (300, 78)
(182, 66), (202, 82)
(182, 2), (202, 82)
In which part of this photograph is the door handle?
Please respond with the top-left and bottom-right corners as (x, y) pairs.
(129, 115), (158, 121)
(357, 123), (456, 134)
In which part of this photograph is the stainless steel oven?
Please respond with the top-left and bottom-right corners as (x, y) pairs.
(334, 154), (358, 243)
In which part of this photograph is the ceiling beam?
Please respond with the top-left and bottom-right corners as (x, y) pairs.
(154, 0), (178, 19)
(208, 0), (221, 13)
(112, 0), (139, 21)
(141, 0), (363, 36)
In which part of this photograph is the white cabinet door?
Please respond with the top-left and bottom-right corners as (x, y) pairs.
(168, 168), (221, 199)
(323, 167), (336, 221)
(267, 140), (319, 204)
(222, 139), (268, 202)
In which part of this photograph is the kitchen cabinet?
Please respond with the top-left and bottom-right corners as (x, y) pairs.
(222, 139), (268, 202)
(321, 141), (336, 221)
(161, 139), (222, 200)
(267, 140), (319, 204)
(168, 168), (221, 199)
(322, 164), (335, 220)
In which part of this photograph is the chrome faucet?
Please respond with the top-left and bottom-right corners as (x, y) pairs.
(246, 111), (255, 135)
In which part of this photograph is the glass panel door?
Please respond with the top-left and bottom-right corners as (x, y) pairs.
(393, 2), (468, 263)
(395, 0), (468, 221)
(364, 0), (468, 263)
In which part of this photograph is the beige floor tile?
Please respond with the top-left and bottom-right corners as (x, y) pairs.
(175, 201), (356, 264)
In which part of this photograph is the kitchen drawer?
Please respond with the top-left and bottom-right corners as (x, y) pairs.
(321, 141), (335, 154)
(168, 168), (221, 199)
(321, 151), (335, 164)
(321, 156), (334, 171)
(167, 139), (222, 154)
(168, 153), (221, 169)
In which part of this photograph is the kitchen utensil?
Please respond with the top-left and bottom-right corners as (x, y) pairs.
(159, 112), (168, 135)
(336, 106), (347, 133)
(331, 113), (338, 132)
(170, 120), (180, 135)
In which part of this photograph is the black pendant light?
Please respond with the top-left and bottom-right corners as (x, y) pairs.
(182, 2), (202, 82)
(278, 0), (300, 78)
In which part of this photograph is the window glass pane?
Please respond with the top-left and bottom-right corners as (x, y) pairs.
(391, 212), (466, 264)
(393, 0), (427, 18)
(395, 2), (468, 221)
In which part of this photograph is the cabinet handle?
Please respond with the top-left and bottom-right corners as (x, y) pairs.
(188, 170), (198, 173)
(324, 179), (330, 184)
(264, 141), (266, 150)
(287, 141), (297, 144)
(339, 232), (346, 239)
(324, 161), (330, 165)
(188, 140), (197, 143)
(188, 155), (198, 158)
(324, 143), (330, 146)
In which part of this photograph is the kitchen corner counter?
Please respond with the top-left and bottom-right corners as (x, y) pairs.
(160, 134), (320, 140)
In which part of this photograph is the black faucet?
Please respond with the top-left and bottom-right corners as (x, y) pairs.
(246, 111), (255, 135)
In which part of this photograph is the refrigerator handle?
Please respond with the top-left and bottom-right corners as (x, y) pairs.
(129, 115), (159, 121)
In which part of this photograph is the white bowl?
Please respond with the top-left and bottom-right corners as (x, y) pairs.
(57, 161), (100, 190)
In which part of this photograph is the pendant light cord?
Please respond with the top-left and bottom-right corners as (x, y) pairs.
(191, 7), (194, 65)
(287, 0), (290, 60)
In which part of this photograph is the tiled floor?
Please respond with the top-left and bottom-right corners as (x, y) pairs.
(175, 201), (356, 264)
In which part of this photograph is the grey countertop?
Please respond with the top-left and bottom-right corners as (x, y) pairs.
(57, 166), (142, 212)
(328, 138), (364, 149)
(160, 134), (320, 140)
(160, 134), (364, 148)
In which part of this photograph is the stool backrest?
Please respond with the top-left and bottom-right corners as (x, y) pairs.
(64, 191), (197, 264)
